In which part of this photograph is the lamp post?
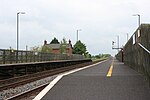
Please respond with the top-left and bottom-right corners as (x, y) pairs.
(133, 14), (140, 27)
(117, 35), (119, 52)
(126, 33), (129, 42)
(26, 45), (28, 51)
(77, 29), (81, 42)
(16, 12), (25, 63)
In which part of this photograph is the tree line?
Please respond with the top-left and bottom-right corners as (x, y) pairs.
(30, 37), (88, 56)
(30, 37), (111, 59)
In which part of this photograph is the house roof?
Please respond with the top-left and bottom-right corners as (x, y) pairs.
(46, 43), (72, 49)
(46, 44), (60, 49)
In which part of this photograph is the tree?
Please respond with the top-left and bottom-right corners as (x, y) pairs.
(30, 45), (52, 53)
(41, 45), (52, 53)
(85, 52), (92, 58)
(94, 53), (111, 59)
(73, 40), (87, 55)
(30, 46), (41, 52)
(50, 37), (60, 44)
(60, 38), (67, 54)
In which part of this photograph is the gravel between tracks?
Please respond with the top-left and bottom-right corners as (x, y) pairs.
(0, 75), (57, 100)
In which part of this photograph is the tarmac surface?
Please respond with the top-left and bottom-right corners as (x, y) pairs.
(36, 58), (150, 100)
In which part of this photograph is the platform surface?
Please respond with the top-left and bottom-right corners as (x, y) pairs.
(36, 58), (150, 100)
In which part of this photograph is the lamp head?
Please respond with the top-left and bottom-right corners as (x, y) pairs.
(17, 12), (26, 14)
(133, 14), (140, 16)
(20, 12), (25, 14)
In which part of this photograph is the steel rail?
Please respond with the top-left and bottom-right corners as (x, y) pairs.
(6, 82), (48, 100)
(1, 59), (107, 100)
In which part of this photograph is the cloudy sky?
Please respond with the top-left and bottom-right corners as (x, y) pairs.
(0, 0), (150, 56)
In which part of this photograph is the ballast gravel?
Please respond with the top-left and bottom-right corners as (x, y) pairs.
(0, 75), (57, 100)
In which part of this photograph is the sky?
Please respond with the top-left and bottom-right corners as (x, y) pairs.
(0, 0), (150, 56)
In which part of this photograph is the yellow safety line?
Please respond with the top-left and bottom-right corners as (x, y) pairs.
(106, 59), (114, 77)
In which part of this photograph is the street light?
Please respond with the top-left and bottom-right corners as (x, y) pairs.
(133, 14), (140, 27)
(16, 12), (25, 63)
(117, 35), (119, 52)
(126, 33), (129, 42)
(77, 29), (81, 42)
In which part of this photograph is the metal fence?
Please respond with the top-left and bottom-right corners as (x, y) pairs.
(116, 24), (150, 82)
(0, 49), (84, 64)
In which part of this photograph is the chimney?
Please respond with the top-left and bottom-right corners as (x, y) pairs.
(44, 40), (47, 45)
(69, 39), (73, 48)
(69, 39), (71, 44)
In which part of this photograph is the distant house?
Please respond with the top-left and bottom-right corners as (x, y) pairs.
(43, 40), (73, 55)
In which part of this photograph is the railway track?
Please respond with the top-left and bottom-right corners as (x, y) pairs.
(0, 62), (95, 100)
(6, 82), (47, 100)
(0, 59), (107, 100)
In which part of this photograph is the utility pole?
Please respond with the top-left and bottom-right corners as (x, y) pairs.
(77, 29), (81, 42)
(16, 12), (25, 63)
(117, 35), (119, 52)
(127, 33), (129, 42)
(133, 14), (140, 27)
(26, 45), (28, 51)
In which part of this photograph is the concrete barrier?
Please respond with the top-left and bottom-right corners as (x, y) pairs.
(116, 24), (150, 83)
(0, 59), (92, 79)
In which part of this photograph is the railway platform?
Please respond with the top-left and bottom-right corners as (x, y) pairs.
(34, 57), (150, 100)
